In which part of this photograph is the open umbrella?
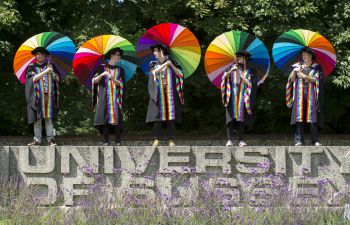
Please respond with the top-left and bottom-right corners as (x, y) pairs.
(13, 32), (76, 84)
(136, 23), (201, 78)
(73, 35), (138, 88)
(204, 30), (270, 89)
(272, 29), (336, 77)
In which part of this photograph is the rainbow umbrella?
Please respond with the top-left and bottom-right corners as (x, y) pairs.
(136, 23), (201, 78)
(73, 35), (138, 88)
(13, 32), (76, 84)
(272, 29), (336, 77)
(204, 31), (270, 89)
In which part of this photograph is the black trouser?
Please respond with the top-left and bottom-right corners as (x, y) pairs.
(103, 124), (121, 143)
(153, 121), (175, 140)
(226, 121), (245, 141)
(295, 122), (318, 144)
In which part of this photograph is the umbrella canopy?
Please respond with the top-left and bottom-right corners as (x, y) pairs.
(204, 30), (270, 89)
(136, 23), (201, 78)
(13, 32), (76, 84)
(272, 29), (336, 77)
(73, 35), (138, 88)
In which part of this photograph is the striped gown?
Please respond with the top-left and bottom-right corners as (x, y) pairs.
(146, 60), (184, 122)
(286, 63), (321, 124)
(32, 64), (59, 119)
(221, 68), (252, 122)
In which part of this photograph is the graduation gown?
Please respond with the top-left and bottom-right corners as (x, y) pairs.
(286, 62), (324, 128)
(146, 60), (184, 124)
(92, 64), (125, 131)
(25, 62), (59, 125)
(221, 66), (257, 128)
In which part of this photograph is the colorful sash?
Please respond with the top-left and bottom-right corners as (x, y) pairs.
(286, 63), (320, 123)
(153, 64), (184, 121)
(33, 66), (59, 119)
(105, 67), (124, 124)
(221, 68), (252, 121)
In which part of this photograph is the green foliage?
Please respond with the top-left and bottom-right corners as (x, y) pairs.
(0, 0), (349, 135)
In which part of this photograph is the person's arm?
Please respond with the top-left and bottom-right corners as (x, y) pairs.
(222, 64), (237, 79)
(240, 72), (250, 85)
(93, 70), (109, 84)
(297, 71), (317, 83)
(111, 69), (123, 86)
(48, 63), (60, 82)
(151, 61), (170, 76)
(33, 67), (50, 82)
(167, 60), (183, 76)
(288, 67), (300, 83)
(111, 77), (121, 85)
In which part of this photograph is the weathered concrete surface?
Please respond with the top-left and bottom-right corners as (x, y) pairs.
(0, 146), (9, 183)
(2, 146), (350, 206)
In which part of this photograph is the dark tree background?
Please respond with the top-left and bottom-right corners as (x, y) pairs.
(0, 0), (349, 136)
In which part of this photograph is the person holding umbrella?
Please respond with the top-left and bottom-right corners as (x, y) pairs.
(26, 47), (60, 146)
(221, 50), (257, 147)
(92, 47), (125, 146)
(272, 29), (336, 146)
(146, 44), (184, 147)
(286, 47), (324, 146)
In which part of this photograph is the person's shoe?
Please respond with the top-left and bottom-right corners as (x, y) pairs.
(226, 140), (233, 147)
(103, 142), (109, 146)
(295, 142), (302, 146)
(48, 140), (57, 147)
(239, 141), (247, 147)
(169, 139), (175, 147)
(314, 142), (322, 146)
(115, 141), (121, 146)
(28, 140), (40, 146)
(152, 139), (160, 147)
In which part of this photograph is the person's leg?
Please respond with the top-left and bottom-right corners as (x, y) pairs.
(33, 119), (42, 144)
(153, 121), (162, 139)
(45, 118), (55, 142)
(238, 122), (245, 142)
(238, 122), (247, 146)
(295, 122), (304, 145)
(226, 122), (233, 141)
(167, 120), (176, 146)
(152, 121), (162, 146)
(115, 125), (121, 145)
(167, 120), (175, 139)
(310, 123), (319, 145)
(103, 124), (109, 144)
(225, 122), (233, 146)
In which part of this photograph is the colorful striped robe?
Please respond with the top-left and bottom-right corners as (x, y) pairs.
(146, 60), (184, 123)
(25, 62), (59, 125)
(93, 64), (124, 127)
(286, 62), (322, 125)
(221, 67), (254, 126)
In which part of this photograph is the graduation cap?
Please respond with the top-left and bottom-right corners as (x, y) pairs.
(235, 50), (251, 58)
(31, 47), (50, 55)
(104, 47), (124, 59)
(150, 44), (169, 56)
(300, 46), (316, 60)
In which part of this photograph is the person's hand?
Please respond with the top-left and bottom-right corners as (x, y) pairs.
(44, 67), (51, 74)
(222, 72), (229, 79)
(297, 72), (306, 79)
(101, 71), (109, 77)
(165, 60), (172, 66)
(293, 67), (301, 73)
(230, 63), (238, 72)
(48, 64), (53, 70)
(232, 64), (238, 70)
